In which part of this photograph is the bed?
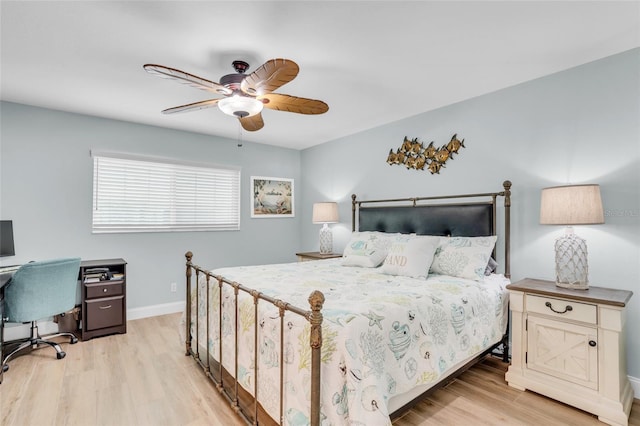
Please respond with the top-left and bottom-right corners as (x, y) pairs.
(184, 180), (512, 426)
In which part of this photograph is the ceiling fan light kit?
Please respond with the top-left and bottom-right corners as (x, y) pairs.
(218, 96), (263, 118)
(143, 58), (328, 131)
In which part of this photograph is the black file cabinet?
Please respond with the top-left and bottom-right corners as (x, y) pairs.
(79, 259), (127, 341)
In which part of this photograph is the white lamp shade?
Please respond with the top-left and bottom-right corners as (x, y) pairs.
(540, 184), (604, 225)
(312, 202), (339, 224)
(218, 96), (264, 118)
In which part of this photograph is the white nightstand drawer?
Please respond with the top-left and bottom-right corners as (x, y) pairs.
(525, 294), (597, 325)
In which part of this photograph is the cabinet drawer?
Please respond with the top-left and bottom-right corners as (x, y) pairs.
(526, 294), (596, 324)
(85, 295), (124, 331)
(86, 281), (123, 299)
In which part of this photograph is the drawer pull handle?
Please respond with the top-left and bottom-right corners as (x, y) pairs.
(589, 340), (597, 347)
(99, 305), (112, 310)
(545, 301), (573, 314)
(103, 288), (108, 293)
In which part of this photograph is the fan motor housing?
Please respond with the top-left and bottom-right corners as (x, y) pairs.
(220, 73), (245, 90)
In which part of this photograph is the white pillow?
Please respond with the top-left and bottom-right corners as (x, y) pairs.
(342, 232), (398, 268)
(430, 235), (498, 281)
(381, 236), (440, 278)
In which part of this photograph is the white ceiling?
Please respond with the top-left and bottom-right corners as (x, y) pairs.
(1, 1), (638, 150)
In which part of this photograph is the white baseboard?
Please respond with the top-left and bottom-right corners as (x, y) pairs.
(126, 301), (185, 321)
(3, 301), (185, 341)
(3, 321), (60, 341)
(630, 375), (640, 400)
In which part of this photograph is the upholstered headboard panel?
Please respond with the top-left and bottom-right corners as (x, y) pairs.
(351, 181), (512, 277)
(358, 203), (493, 237)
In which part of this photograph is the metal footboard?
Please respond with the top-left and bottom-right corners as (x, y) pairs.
(185, 251), (324, 426)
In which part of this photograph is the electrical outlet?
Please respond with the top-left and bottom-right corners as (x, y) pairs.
(170, 282), (177, 292)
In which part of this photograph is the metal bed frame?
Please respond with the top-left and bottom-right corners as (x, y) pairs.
(184, 180), (512, 425)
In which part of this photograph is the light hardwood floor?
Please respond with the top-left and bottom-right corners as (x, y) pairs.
(1, 313), (638, 426)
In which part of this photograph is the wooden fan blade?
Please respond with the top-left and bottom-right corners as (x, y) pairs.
(144, 64), (232, 95)
(161, 99), (221, 114)
(240, 59), (299, 96)
(259, 93), (329, 115)
(239, 113), (264, 131)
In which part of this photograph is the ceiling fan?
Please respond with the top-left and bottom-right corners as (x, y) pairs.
(143, 58), (329, 132)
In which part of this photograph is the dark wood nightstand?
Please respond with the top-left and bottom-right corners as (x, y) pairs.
(295, 252), (342, 262)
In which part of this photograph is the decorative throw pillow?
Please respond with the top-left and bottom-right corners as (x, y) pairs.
(484, 257), (499, 276)
(342, 232), (399, 267)
(430, 235), (498, 281)
(381, 236), (440, 278)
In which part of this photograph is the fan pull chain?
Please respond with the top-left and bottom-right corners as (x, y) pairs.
(237, 122), (243, 148)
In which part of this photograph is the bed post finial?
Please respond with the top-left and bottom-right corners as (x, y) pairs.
(308, 290), (325, 347)
(308, 290), (324, 426)
(351, 194), (357, 232)
(185, 251), (193, 262)
(502, 181), (512, 207)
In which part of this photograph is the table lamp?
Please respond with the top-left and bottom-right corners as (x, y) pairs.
(312, 202), (339, 254)
(540, 184), (604, 289)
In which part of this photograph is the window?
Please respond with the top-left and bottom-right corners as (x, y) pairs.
(92, 152), (240, 233)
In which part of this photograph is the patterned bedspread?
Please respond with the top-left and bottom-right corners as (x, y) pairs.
(190, 258), (509, 426)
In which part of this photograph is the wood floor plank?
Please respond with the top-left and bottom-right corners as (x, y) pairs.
(421, 385), (518, 425)
(95, 383), (139, 426)
(1, 313), (638, 426)
(0, 349), (37, 425)
(55, 369), (98, 426)
(17, 352), (66, 425)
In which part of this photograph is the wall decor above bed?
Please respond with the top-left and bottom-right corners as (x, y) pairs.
(386, 133), (465, 174)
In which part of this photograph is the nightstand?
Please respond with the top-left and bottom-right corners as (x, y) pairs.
(295, 252), (342, 262)
(505, 278), (633, 426)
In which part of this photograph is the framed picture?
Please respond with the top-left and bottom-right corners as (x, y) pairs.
(250, 176), (295, 218)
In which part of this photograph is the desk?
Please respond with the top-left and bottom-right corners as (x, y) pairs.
(1, 270), (16, 383)
(0, 272), (13, 287)
(0, 259), (127, 383)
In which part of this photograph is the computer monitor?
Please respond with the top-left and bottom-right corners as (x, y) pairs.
(0, 220), (15, 257)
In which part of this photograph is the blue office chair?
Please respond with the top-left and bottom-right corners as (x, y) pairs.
(1, 258), (81, 371)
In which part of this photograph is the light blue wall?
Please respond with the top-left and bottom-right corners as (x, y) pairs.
(300, 48), (640, 378)
(1, 49), (638, 381)
(0, 102), (302, 309)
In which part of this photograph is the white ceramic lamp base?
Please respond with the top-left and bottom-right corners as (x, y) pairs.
(555, 227), (589, 289)
(318, 224), (333, 254)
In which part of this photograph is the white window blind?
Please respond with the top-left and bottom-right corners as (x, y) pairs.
(92, 153), (240, 233)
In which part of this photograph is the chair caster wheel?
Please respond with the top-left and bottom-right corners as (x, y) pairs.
(70, 337), (78, 344)
(57, 351), (66, 360)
